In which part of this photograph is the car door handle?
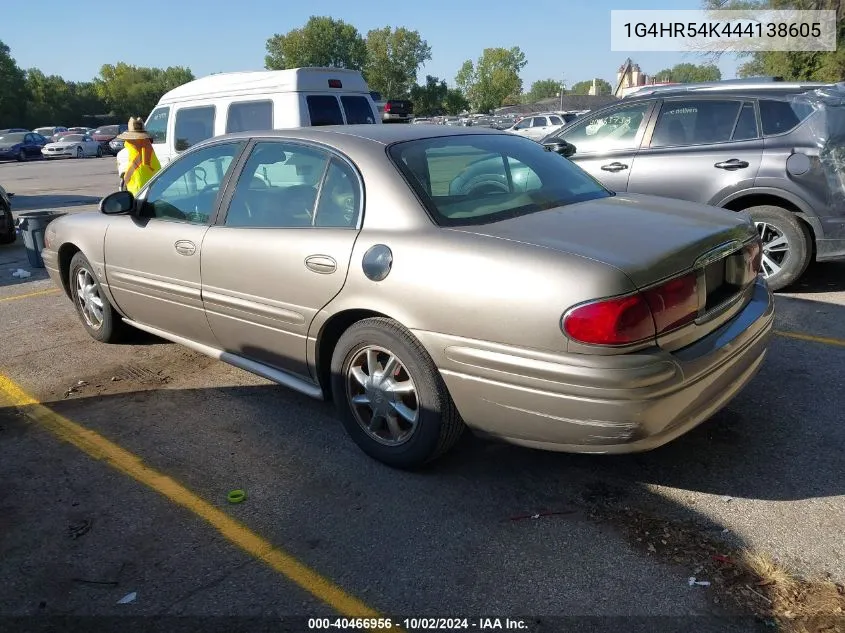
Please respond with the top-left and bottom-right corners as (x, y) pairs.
(714, 159), (749, 170)
(305, 255), (337, 274)
(174, 240), (196, 256)
(601, 162), (628, 172)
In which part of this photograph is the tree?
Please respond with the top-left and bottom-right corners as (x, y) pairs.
(95, 63), (193, 119)
(265, 16), (367, 71)
(365, 27), (431, 99)
(523, 79), (563, 103)
(654, 62), (722, 83)
(410, 75), (448, 115)
(569, 79), (613, 95)
(0, 39), (27, 128)
(444, 89), (469, 115)
(702, 0), (845, 82)
(455, 47), (527, 112)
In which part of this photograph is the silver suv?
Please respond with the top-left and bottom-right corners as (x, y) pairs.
(542, 82), (844, 290)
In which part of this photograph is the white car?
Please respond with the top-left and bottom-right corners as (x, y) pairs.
(504, 114), (568, 140)
(42, 134), (103, 159)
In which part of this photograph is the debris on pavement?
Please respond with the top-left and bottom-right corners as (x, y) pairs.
(67, 519), (92, 539)
(227, 489), (247, 504)
(689, 576), (711, 586)
(116, 592), (137, 604)
(509, 510), (576, 521)
(64, 380), (89, 398)
(721, 496), (734, 503)
(10, 268), (31, 278)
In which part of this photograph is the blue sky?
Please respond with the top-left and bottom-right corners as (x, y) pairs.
(3, 0), (740, 88)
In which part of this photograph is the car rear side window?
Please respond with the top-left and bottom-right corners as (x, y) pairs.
(732, 102), (758, 140)
(226, 100), (273, 133)
(174, 105), (215, 152)
(340, 96), (376, 124)
(145, 107), (169, 144)
(532, 117), (548, 127)
(651, 100), (743, 147)
(306, 95), (344, 126)
(758, 99), (814, 136)
(549, 115), (563, 125)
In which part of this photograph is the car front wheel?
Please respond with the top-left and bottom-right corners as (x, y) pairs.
(745, 205), (811, 291)
(69, 252), (128, 343)
(330, 317), (465, 469)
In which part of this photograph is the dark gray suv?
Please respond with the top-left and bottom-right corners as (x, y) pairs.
(541, 82), (844, 291)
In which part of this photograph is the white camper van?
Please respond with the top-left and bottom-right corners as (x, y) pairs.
(143, 67), (380, 166)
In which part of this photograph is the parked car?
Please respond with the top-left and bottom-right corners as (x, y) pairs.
(109, 138), (125, 154)
(504, 113), (568, 140)
(42, 125), (771, 468)
(66, 127), (94, 135)
(0, 182), (16, 244)
(34, 126), (68, 140)
(91, 124), (128, 155)
(0, 128), (30, 133)
(145, 68), (381, 167)
(0, 131), (46, 161)
(42, 134), (103, 159)
(540, 81), (844, 290)
(382, 99), (413, 123)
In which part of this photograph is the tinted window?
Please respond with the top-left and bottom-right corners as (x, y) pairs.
(549, 116), (563, 125)
(532, 117), (548, 127)
(225, 142), (329, 228)
(559, 102), (650, 153)
(145, 107), (169, 144)
(306, 96), (343, 126)
(340, 96), (376, 124)
(174, 105), (215, 152)
(314, 159), (360, 227)
(651, 100), (742, 147)
(143, 141), (243, 223)
(388, 134), (610, 227)
(758, 99), (813, 135)
(732, 103), (758, 140)
(226, 100), (273, 133)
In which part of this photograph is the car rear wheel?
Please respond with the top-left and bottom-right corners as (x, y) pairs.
(330, 317), (465, 469)
(745, 205), (811, 291)
(69, 252), (128, 343)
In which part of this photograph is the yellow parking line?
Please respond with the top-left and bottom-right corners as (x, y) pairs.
(0, 373), (385, 622)
(774, 330), (845, 348)
(0, 288), (60, 302)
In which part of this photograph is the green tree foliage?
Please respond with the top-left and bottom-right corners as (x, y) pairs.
(365, 27), (431, 99)
(265, 16), (368, 71)
(523, 79), (563, 103)
(654, 62), (722, 83)
(455, 47), (527, 112)
(0, 40), (27, 128)
(410, 75), (449, 115)
(703, 0), (845, 82)
(444, 88), (469, 115)
(569, 78), (613, 95)
(95, 63), (194, 120)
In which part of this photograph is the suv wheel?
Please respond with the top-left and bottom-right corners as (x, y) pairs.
(745, 205), (811, 291)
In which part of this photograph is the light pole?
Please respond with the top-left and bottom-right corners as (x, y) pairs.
(559, 79), (566, 112)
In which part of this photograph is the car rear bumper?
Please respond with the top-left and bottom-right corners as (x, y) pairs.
(383, 113), (412, 123)
(413, 278), (773, 453)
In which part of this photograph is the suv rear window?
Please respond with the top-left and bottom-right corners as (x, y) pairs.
(340, 96), (376, 124)
(758, 99), (814, 135)
(307, 95), (344, 126)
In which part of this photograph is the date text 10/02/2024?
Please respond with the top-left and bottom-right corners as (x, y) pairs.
(307, 618), (530, 630)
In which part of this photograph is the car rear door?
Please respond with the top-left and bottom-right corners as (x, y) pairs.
(200, 139), (361, 379)
(626, 97), (763, 205)
(551, 100), (656, 192)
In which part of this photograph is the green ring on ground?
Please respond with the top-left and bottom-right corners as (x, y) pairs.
(227, 489), (246, 503)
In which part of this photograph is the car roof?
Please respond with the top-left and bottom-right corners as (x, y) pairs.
(621, 83), (830, 102)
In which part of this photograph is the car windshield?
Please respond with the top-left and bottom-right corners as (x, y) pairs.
(0, 133), (26, 143)
(58, 134), (84, 142)
(34, 128), (53, 136)
(388, 133), (611, 227)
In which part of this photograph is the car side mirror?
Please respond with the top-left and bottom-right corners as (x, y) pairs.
(543, 140), (576, 158)
(100, 190), (135, 215)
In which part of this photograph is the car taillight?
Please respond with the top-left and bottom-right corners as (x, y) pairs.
(384, 102), (392, 112)
(726, 239), (762, 286)
(562, 272), (699, 346)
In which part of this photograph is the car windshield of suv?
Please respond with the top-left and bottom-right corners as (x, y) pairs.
(0, 133), (26, 143)
(388, 133), (611, 226)
(57, 135), (84, 142)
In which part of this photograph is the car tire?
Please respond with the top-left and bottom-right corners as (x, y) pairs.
(68, 252), (129, 343)
(745, 205), (812, 291)
(96, 147), (103, 158)
(0, 204), (15, 244)
(17, 149), (26, 162)
(330, 317), (465, 469)
(76, 147), (83, 159)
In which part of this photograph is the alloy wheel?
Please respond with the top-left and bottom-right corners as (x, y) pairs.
(755, 221), (789, 279)
(75, 268), (104, 330)
(346, 346), (419, 446)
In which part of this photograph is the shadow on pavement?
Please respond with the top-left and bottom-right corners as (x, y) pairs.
(11, 194), (101, 212)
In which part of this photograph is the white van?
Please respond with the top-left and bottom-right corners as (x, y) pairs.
(142, 67), (380, 166)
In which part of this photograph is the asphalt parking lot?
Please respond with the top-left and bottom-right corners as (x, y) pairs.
(1, 158), (843, 630)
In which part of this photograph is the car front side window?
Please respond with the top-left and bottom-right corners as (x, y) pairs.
(559, 102), (651, 153)
(141, 141), (245, 224)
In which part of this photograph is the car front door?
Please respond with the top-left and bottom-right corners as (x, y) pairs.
(24, 134), (40, 157)
(552, 100), (655, 192)
(525, 116), (550, 140)
(626, 98), (763, 205)
(200, 140), (361, 380)
(511, 117), (533, 136)
(103, 140), (246, 345)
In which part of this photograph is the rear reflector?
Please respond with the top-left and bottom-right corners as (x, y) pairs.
(328, 79), (342, 88)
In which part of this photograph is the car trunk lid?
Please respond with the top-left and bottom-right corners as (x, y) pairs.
(385, 100), (413, 116)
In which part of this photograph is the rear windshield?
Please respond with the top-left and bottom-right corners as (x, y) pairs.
(341, 95), (376, 124)
(307, 95), (344, 126)
(388, 134), (610, 227)
(758, 99), (814, 135)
